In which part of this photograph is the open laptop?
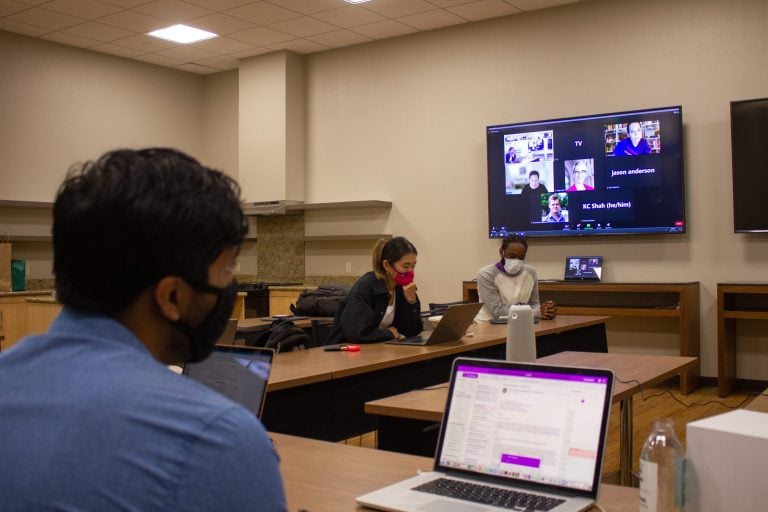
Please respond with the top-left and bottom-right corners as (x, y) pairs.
(564, 256), (603, 282)
(182, 345), (275, 418)
(386, 302), (483, 346)
(356, 357), (614, 512)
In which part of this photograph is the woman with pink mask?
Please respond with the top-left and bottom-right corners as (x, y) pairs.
(325, 237), (422, 344)
(613, 121), (652, 156)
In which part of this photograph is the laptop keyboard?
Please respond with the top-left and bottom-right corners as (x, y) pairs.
(413, 478), (565, 511)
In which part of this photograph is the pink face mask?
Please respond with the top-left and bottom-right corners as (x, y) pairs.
(393, 271), (414, 287)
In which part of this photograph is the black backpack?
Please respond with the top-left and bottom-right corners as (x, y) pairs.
(290, 284), (352, 317)
(248, 319), (311, 353)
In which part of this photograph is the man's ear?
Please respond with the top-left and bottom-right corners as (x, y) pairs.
(154, 276), (184, 322)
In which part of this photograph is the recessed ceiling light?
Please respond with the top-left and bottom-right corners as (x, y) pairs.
(148, 24), (218, 44)
(344, 0), (371, 4)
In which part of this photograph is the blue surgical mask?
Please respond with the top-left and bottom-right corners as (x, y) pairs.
(504, 258), (524, 275)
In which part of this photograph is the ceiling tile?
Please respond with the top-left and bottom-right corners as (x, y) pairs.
(100, 0), (155, 7)
(12, 0), (49, 5)
(229, 26), (295, 45)
(267, 37), (329, 53)
(310, 6), (386, 28)
(90, 42), (146, 57)
(505, 0), (577, 11)
(448, 0), (521, 22)
(175, 62), (219, 74)
(363, 0), (436, 18)
(110, 32), (177, 51)
(224, 2), (301, 25)
(156, 44), (217, 61)
(0, 0), (31, 17)
(41, 30), (102, 47)
(267, 15), (336, 37)
(196, 54), (240, 70)
(425, 0), (475, 6)
(7, 7), (85, 30)
(182, 0), (253, 10)
(350, 19), (417, 40)
(62, 21), (134, 42)
(99, 10), (170, 32)
(398, 9), (465, 30)
(229, 46), (271, 59)
(186, 12), (255, 34)
(134, 52), (185, 66)
(133, 0), (213, 22)
(306, 28), (371, 48)
(191, 35), (253, 54)
(41, 0), (123, 19)
(267, 0), (343, 16)
(0, 17), (50, 35)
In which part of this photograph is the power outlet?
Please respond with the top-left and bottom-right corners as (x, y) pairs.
(345, 261), (352, 273)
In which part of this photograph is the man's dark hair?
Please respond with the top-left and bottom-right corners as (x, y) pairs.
(528, 170), (540, 178)
(500, 234), (527, 251)
(53, 148), (248, 314)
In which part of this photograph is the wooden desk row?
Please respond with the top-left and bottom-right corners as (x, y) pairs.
(364, 351), (698, 487)
(274, 433), (640, 512)
(463, 281), (700, 394)
(258, 316), (609, 440)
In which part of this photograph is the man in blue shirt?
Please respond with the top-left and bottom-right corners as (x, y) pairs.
(0, 149), (286, 511)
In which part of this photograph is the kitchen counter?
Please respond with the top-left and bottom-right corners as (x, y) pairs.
(0, 290), (53, 297)
(25, 296), (58, 304)
(268, 285), (317, 292)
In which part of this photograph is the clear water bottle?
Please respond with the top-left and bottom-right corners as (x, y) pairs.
(639, 418), (685, 512)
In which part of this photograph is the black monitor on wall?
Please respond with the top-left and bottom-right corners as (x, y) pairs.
(731, 97), (768, 232)
(486, 106), (685, 238)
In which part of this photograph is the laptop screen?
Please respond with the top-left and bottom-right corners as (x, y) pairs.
(183, 345), (274, 418)
(434, 359), (613, 497)
(564, 256), (603, 281)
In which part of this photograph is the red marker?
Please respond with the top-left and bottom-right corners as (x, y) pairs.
(324, 344), (361, 352)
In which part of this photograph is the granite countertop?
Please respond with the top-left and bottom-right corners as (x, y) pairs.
(26, 296), (59, 304)
(268, 285), (317, 292)
(0, 290), (54, 297)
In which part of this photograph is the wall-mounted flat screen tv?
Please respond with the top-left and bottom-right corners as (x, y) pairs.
(731, 97), (768, 232)
(486, 106), (685, 238)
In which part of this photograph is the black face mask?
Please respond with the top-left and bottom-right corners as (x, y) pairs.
(175, 279), (238, 363)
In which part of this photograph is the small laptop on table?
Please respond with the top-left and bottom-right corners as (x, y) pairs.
(356, 357), (614, 512)
(182, 344), (275, 419)
(564, 256), (603, 282)
(386, 302), (483, 346)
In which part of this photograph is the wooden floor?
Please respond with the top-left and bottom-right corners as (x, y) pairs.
(344, 382), (762, 481)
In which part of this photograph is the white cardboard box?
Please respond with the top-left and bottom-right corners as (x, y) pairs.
(686, 409), (768, 511)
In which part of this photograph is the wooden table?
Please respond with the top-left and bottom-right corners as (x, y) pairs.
(463, 281), (700, 394)
(262, 316), (609, 441)
(365, 351), (698, 487)
(745, 390), (768, 413)
(717, 283), (768, 396)
(272, 432), (640, 512)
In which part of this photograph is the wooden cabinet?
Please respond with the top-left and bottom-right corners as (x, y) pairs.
(269, 289), (304, 316)
(462, 281), (700, 394)
(0, 297), (28, 350)
(25, 300), (62, 337)
(717, 283), (768, 396)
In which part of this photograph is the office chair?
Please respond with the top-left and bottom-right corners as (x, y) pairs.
(310, 318), (335, 347)
(427, 300), (469, 316)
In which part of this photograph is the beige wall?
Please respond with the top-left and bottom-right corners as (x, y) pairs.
(302, 0), (768, 379)
(201, 69), (239, 178)
(0, 31), (208, 202)
(2, 0), (768, 379)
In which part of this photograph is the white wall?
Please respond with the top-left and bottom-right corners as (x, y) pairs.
(302, 0), (768, 379)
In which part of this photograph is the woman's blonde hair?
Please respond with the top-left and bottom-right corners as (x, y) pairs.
(371, 236), (417, 281)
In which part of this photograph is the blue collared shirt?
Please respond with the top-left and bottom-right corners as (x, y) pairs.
(0, 307), (286, 511)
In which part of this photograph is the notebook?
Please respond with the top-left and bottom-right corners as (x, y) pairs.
(564, 256), (603, 282)
(385, 302), (483, 346)
(356, 357), (614, 512)
(182, 345), (275, 418)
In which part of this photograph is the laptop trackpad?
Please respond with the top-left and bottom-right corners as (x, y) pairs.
(419, 499), (490, 512)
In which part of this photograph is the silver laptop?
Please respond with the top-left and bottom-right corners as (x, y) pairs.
(357, 357), (614, 512)
(386, 302), (483, 346)
(182, 345), (275, 419)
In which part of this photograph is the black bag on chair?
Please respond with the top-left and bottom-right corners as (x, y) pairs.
(290, 284), (352, 317)
(263, 319), (311, 353)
